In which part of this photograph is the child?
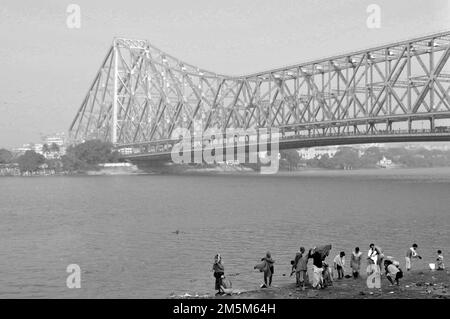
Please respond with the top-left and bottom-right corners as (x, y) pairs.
(322, 262), (333, 287)
(436, 250), (445, 270)
(384, 260), (403, 286)
(333, 251), (346, 279)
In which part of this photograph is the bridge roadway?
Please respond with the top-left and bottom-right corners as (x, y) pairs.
(120, 129), (450, 163)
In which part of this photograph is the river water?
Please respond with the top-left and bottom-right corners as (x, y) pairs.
(0, 168), (449, 298)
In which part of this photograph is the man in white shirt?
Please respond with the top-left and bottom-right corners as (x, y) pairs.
(368, 243), (378, 265)
(405, 243), (422, 271)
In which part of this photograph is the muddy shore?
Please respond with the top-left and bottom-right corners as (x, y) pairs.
(173, 269), (449, 299)
(220, 269), (450, 299)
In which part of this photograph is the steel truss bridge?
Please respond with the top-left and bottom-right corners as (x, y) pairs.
(69, 31), (450, 161)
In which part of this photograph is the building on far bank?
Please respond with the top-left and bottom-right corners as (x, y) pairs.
(43, 132), (67, 157)
(32, 143), (43, 154)
(12, 143), (36, 156)
(43, 133), (65, 147)
(297, 143), (386, 160)
(377, 156), (396, 168)
(400, 142), (450, 151)
(11, 132), (67, 158)
(297, 146), (339, 160)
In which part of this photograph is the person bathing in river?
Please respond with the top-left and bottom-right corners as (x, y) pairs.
(350, 247), (362, 279)
(212, 254), (225, 295)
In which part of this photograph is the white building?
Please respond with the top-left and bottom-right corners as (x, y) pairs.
(12, 133), (67, 157)
(13, 143), (43, 155)
(12, 145), (32, 156)
(42, 133), (67, 156)
(377, 156), (393, 168)
(44, 134), (65, 147)
(32, 143), (43, 154)
(297, 146), (339, 160)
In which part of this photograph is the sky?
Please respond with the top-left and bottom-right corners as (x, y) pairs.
(0, 0), (450, 148)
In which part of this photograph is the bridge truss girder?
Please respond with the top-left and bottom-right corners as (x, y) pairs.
(69, 31), (450, 148)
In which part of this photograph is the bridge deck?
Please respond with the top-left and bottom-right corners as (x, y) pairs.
(122, 130), (450, 162)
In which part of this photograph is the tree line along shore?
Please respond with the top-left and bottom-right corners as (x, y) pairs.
(0, 140), (121, 176)
(279, 145), (450, 171)
(3, 141), (450, 176)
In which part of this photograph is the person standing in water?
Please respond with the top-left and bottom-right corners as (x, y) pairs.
(350, 247), (362, 279)
(212, 254), (225, 295)
(261, 251), (275, 287)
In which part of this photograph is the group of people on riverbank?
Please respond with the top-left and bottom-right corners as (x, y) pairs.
(212, 243), (445, 295)
(291, 243), (445, 289)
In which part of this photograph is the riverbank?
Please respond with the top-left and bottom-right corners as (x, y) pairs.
(85, 163), (145, 175)
(171, 269), (450, 299)
(217, 269), (450, 299)
(5, 160), (450, 177)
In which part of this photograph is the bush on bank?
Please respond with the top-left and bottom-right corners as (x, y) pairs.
(61, 139), (121, 172)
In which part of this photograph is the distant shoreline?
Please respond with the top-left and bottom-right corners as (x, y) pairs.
(3, 164), (450, 177)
